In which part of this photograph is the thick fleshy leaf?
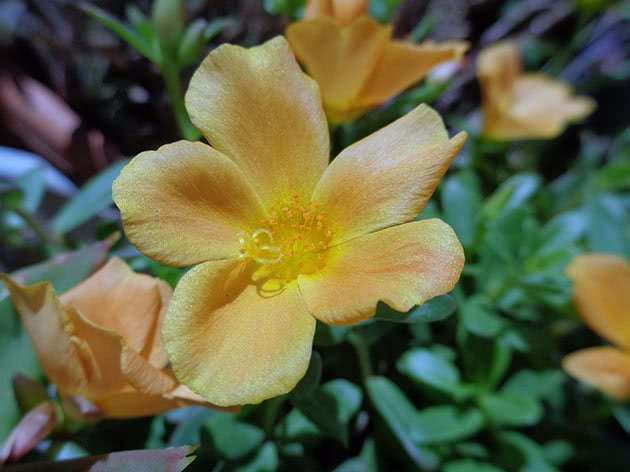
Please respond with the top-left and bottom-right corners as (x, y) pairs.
(304, 0), (369, 25)
(562, 347), (630, 400)
(1, 276), (90, 395)
(6, 446), (197, 472)
(299, 219), (464, 326)
(566, 254), (630, 349)
(163, 260), (316, 406)
(286, 17), (390, 115)
(0, 401), (57, 465)
(356, 40), (469, 107)
(185, 36), (329, 205)
(60, 258), (170, 368)
(312, 104), (466, 244)
(113, 141), (266, 267)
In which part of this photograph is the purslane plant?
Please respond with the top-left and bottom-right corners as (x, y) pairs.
(112, 36), (466, 406)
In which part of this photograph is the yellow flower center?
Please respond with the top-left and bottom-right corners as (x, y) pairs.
(237, 194), (332, 289)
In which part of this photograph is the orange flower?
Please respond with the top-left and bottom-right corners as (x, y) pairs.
(113, 37), (466, 406)
(562, 254), (630, 400)
(303, 0), (369, 26)
(477, 41), (595, 140)
(286, 15), (468, 124)
(2, 258), (229, 418)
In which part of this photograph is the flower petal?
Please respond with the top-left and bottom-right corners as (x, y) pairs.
(1, 276), (89, 394)
(508, 74), (595, 138)
(120, 345), (177, 395)
(60, 257), (170, 368)
(113, 141), (266, 267)
(298, 219), (464, 325)
(312, 104), (466, 244)
(286, 17), (390, 117)
(566, 254), (630, 349)
(94, 391), (195, 418)
(304, 0), (369, 25)
(355, 40), (469, 108)
(0, 401), (57, 465)
(63, 306), (129, 397)
(185, 36), (329, 205)
(563, 347), (630, 401)
(163, 260), (316, 406)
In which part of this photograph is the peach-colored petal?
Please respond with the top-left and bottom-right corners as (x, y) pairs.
(286, 17), (391, 118)
(298, 219), (464, 325)
(1, 276), (89, 394)
(95, 391), (195, 419)
(312, 104), (466, 245)
(304, 0), (369, 25)
(355, 40), (469, 108)
(113, 141), (266, 267)
(163, 260), (316, 406)
(508, 74), (596, 138)
(60, 257), (170, 368)
(185, 36), (329, 205)
(478, 41), (595, 140)
(563, 347), (630, 401)
(566, 254), (630, 349)
(120, 344), (178, 395)
(63, 306), (129, 397)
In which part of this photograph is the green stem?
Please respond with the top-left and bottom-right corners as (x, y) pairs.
(161, 64), (200, 141)
(348, 331), (373, 381)
(10, 206), (64, 247)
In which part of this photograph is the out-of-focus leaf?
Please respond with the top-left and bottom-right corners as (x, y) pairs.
(501, 370), (566, 403)
(479, 392), (543, 428)
(314, 322), (351, 346)
(168, 407), (216, 447)
(332, 439), (377, 472)
(204, 412), (264, 461)
(374, 295), (456, 323)
(289, 375), (349, 446)
(585, 193), (630, 256)
(366, 377), (439, 470)
(397, 349), (469, 400)
(481, 174), (541, 220)
(80, 4), (158, 62)
(443, 459), (505, 472)
(0, 401), (57, 465)
(11, 374), (47, 413)
(46, 442), (89, 461)
(234, 442), (278, 472)
(542, 440), (574, 466)
(176, 18), (207, 67)
(2, 446), (197, 471)
(291, 351), (322, 398)
(441, 170), (482, 248)
(412, 406), (485, 445)
(460, 296), (506, 338)
(278, 380), (362, 441)
(263, 0), (304, 18)
(52, 159), (128, 234)
(498, 431), (559, 472)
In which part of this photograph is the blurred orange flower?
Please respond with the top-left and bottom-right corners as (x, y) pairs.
(2, 258), (229, 418)
(112, 37), (466, 406)
(477, 41), (595, 140)
(562, 254), (630, 400)
(303, 0), (369, 26)
(286, 11), (468, 123)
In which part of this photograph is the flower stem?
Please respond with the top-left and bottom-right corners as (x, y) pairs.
(261, 395), (286, 436)
(348, 331), (373, 381)
(160, 64), (200, 141)
(10, 206), (64, 247)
